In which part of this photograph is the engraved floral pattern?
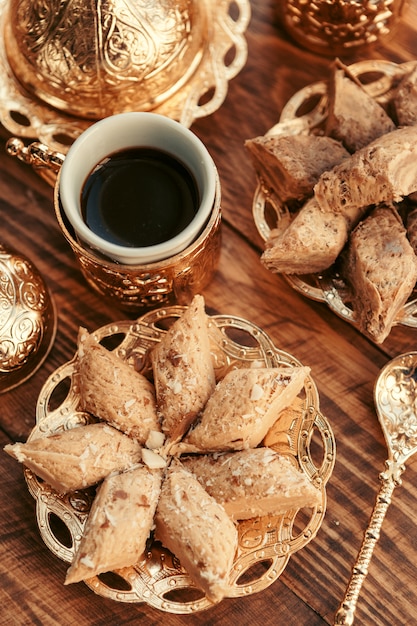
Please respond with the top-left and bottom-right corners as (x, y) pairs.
(8, 0), (205, 116)
(284, 0), (402, 53)
(0, 0), (250, 142)
(376, 358), (417, 459)
(0, 246), (48, 373)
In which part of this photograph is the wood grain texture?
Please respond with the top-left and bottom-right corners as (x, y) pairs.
(2, 1), (417, 624)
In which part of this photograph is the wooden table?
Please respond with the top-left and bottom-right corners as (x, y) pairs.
(2, 1), (417, 624)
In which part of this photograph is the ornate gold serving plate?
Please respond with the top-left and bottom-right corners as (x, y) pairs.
(0, 0), (250, 154)
(253, 59), (417, 335)
(25, 305), (335, 614)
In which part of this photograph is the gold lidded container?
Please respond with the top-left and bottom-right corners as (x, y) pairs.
(4, 0), (207, 119)
(0, 0), (250, 139)
(279, 0), (408, 57)
(0, 243), (56, 392)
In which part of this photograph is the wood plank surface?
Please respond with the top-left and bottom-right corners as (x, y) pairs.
(2, 1), (417, 625)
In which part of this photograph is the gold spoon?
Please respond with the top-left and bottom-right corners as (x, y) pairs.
(335, 352), (417, 625)
(0, 242), (56, 393)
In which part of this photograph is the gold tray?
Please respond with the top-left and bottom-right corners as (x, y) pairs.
(253, 59), (417, 335)
(25, 305), (335, 614)
(0, 0), (250, 153)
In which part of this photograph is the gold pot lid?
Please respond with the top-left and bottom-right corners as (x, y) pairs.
(5, 0), (207, 120)
(0, 0), (250, 153)
(0, 243), (56, 393)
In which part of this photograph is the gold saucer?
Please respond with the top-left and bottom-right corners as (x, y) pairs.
(25, 306), (335, 613)
(253, 59), (417, 336)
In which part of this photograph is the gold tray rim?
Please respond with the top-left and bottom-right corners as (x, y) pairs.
(25, 305), (335, 614)
(252, 59), (417, 336)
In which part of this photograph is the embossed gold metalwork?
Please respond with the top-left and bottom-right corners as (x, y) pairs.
(6, 138), (65, 175)
(0, 0), (250, 155)
(335, 352), (417, 625)
(280, 0), (406, 57)
(0, 243), (56, 392)
(5, 0), (206, 119)
(55, 175), (222, 312)
(5, 139), (222, 310)
(25, 307), (335, 613)
(253, 59), (417, 338)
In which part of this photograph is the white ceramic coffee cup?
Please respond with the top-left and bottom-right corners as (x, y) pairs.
(59, 112), (217, 265)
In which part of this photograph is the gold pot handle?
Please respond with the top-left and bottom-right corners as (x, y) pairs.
(6, 138), (65, 173)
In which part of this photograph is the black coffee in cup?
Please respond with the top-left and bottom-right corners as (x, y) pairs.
(81, 147), (200, 248)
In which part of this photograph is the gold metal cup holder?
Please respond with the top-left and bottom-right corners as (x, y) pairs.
(6, 137), (223, 312)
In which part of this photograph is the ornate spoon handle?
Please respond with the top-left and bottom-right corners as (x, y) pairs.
(6, 138), (65, 172)
(334, 461), (404, 625)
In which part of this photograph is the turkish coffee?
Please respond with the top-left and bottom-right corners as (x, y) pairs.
(81, 147), (200, 249)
